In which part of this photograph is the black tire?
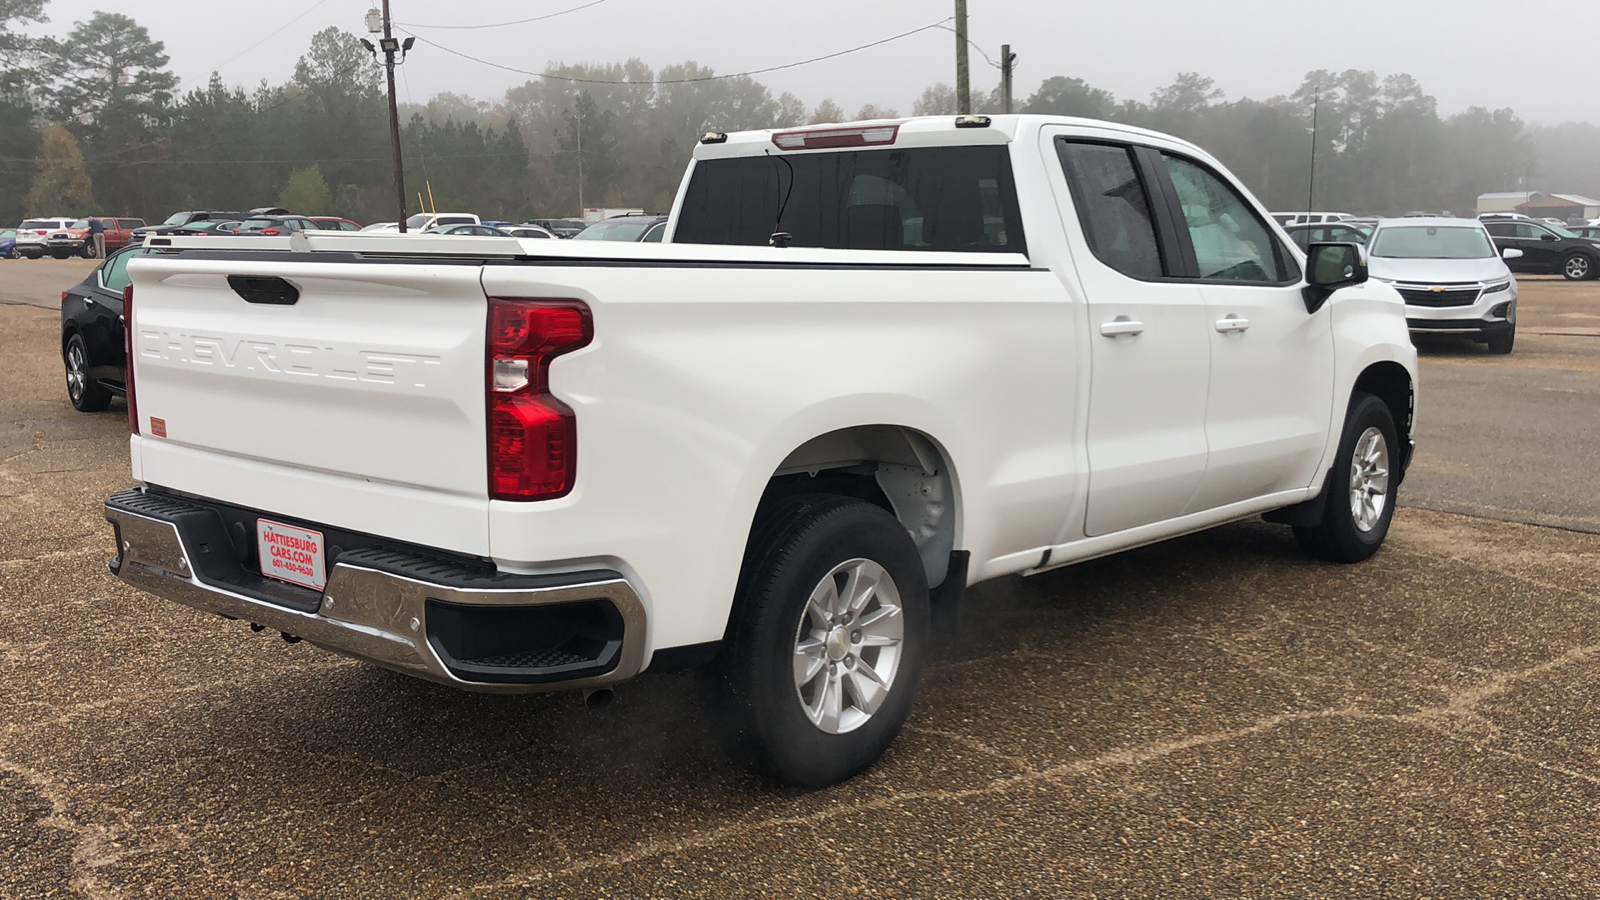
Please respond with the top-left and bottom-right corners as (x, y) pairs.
(1562, 252), (1593, 281)
(1294, 393), (1399, 563)
(1486, 326), (1514, 355)
(64, 334), (112, 412)
(708, 494), (930, 787)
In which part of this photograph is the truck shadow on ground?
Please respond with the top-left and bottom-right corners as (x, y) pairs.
(59, 519), (1374, 889)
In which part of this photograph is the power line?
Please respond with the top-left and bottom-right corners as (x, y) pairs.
(396, 0), (609, 31)
(204, 0), (335, 74)
(934, 23), (1002, 70)
(396, 17), (955, 86)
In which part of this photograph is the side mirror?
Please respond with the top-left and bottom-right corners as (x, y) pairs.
(1302, 242), (1367, 313)
(1502, 247), (1524, 260)
(1541, 233), (1559, 242)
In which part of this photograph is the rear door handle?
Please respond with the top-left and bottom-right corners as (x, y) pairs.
(1099, 317), (1145, 337)
(1215, 315), (1250, 333)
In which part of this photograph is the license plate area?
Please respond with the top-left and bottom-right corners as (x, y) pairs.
(257, 519), (327, 591)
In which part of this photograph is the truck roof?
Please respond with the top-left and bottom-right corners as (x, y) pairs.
(693, 114), (1208, 161)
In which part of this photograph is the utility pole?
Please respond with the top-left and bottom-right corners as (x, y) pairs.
(365, 4), (412, 232)
(954, 0), (970, 115)
(1000, 44), (1016, 114)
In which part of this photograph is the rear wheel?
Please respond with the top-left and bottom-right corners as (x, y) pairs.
(709, 495), (929, 787)
(64, 334), (112, 412)
(1294, 393), (1398, 563)
(1562, 253), (1593, 281)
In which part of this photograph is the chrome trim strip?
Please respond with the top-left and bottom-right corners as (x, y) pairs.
(106, 504), (647, 694)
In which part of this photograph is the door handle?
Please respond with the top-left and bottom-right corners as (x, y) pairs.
(1214, 315), (1250, 333)
(1099, 316), (1145, 337)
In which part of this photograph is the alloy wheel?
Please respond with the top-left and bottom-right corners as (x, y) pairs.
(1348, 426), (1390, 533)
(792, 558), (905, 734)
(1567, 256), (1591, 279)
(65, 342), (87, 404)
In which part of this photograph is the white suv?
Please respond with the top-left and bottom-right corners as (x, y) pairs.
(1368, 217), (1518, 353)
(15, 217), (75, 259)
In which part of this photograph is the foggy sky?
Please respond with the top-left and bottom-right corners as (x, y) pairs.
(24, 0), (1599, 126)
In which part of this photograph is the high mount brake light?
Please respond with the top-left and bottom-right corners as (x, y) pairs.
(124, 284), (138, 434)
(771, 123), (900, 151)
(486, 299), (592, 501)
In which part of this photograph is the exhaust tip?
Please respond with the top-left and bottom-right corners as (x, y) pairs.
(582, 688), (614, 709)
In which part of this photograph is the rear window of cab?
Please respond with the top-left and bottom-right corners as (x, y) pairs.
(675, 145), (1026, 255)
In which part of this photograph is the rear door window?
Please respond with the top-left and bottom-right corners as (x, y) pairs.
(1056, 141), (1165, 279)
(675, 145), (1025, 254)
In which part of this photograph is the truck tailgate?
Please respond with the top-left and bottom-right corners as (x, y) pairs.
(127, 255), (491, 555)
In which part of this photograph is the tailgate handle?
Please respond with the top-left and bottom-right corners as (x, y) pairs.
(227, 275), (300, 306)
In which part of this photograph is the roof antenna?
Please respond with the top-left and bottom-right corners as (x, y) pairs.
(1306, 79), (1321, 214)
(765, 147), (795, 248)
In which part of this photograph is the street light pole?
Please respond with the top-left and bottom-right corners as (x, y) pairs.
(380, 1), (408, 232)
(954, 0), (970, 115)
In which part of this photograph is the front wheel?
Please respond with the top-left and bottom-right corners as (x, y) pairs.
(1563, 253), (1593, 281)
(709, 494), (930, 787)
(1486, 326), (1515, 355)
(1294, 393), (1398, 563)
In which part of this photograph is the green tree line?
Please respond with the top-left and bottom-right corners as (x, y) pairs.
(0, 3), (1589, 225)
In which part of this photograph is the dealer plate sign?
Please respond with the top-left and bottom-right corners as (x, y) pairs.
(257, 519), (327, 591)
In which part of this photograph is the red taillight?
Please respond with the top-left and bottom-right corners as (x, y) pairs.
(486, 299), (592, 501)
(123, 284), (139, 434)
(261, 228), (279, 235)
(771, 123), (900, 150)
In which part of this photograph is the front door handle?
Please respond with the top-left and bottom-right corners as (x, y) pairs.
(1215, 314), (1250, 333)
(1099, 316), (1145, 337)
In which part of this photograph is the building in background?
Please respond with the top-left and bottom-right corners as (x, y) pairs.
(1478, 191), (1600, 223)
(1478, 191), (1540, 214)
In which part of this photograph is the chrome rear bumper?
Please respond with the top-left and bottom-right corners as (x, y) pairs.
(105, 489), (647, 693)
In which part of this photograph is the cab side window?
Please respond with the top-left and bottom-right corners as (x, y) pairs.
(1057, 141), (1165, 279)
(1485, 222), (1516, 238)
(1161, 154), (1292, 283)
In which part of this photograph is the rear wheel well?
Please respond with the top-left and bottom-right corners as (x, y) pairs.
(757, 426), (958, 589)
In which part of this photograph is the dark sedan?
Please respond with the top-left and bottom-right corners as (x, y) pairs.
(137, 220), (245, 242)
(1484, 219), (1600, 280)
(426, 224), (513, 236)
(573, 214), (668, 243)
(1284, 221), (1370, 252)
(61, 245), (164, 412)
(234, 215), (317, 236)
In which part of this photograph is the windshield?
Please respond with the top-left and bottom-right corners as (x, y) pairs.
(1543, 223), (1580, 238)
(1370, 225), (1494, 259)
(162, 212), (190, 225)
(69, 219), (89, 228)
(573, 220), (653, 241)
(237, 218), (276, 231)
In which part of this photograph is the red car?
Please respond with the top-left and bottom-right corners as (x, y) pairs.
(308, 217), (362, 231)
(45, 217), (145, 258)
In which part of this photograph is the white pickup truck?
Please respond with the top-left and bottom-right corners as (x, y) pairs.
(105, 115), (1417, 786)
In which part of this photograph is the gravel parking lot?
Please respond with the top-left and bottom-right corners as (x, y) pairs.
(3, 259), (1599, 898)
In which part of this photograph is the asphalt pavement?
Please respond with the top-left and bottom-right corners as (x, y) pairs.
(3, 259), (1599, 898)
